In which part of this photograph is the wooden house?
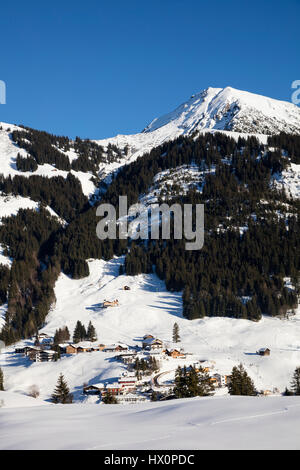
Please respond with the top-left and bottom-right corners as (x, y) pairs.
(257, 348), (271, 356)
(103, 299), (119, 308)
(65, 342), (104, 354)
(166, 349), (186, 359)
(24, 346), (40, 357)
(83, 383), (105, 395)
(115, 344), (129, 352)
(142, 337), (164, 350)
(38, 333), (50, 339)
(103, 343), (129, 353)
(65, 344), (78, 354)
(119, 352), (137, 364)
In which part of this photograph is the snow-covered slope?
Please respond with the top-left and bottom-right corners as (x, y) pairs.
(1, 258), (300, 404)
(1, 394), (300, 449)
(273, 163), (300, 199)
(2, 87), (299, 194)
(144, 87), (300, 136)
(94, 86), (300, 182)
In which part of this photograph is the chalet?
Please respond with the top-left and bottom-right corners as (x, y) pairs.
(76, 342), (102, 353)
(103, 299), (119, 308)
(65, 342), (104, 354)
(103, 343), (129, 353)
(192, 364), (210, 373)
(142, 337), (164, 350)
(103, 345), (116, 353)
(58, 344), (67, 354)
(257, 348), (271, 356)
(29, 349), (56, 362)
(83, 383), (105, 395)
(115, 344), (129, 352)
(143, 334), (154, 340)
(38, 333), (50, 339)
(166, 349), (186, 359)
(210, 374), (228, 387)
(119, 352), (137, 364)
(24, 346), (40, 357)
(65, 344), (78, 354)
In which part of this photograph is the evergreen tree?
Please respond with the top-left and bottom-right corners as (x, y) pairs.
(228, 364), (257, 396)
(51, 373), (73, 404)
(87, 321), (97, 342)
(173, 366), (213, 398)
(73, 321), (86, 343)
(0, 367), (4, 391)
(290, 367), (300, 395)
(102, 390), (118, 404)
(172, 322), (180, 343)
(151, 390), (159, 401)
(197, 367), (215, 396)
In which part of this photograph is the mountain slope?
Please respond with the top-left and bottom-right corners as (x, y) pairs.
(95, 86), (300, 180)
(143, 86), (300, 135)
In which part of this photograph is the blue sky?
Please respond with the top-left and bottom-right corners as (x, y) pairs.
(0, 0), (299, 139)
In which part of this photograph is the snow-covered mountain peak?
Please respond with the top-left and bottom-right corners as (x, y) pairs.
(142, 86), (300, 136)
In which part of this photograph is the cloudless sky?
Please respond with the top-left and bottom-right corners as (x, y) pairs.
(0, 0), (299, 139)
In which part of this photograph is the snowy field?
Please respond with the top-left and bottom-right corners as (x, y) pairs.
(1, 393), (300, 449)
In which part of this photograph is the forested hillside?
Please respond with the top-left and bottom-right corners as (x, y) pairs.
(0, 129), (299, 344)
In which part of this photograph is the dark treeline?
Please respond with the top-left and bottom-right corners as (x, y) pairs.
(12, 128), (71, 171)
(11, 127), (126, 174)
(267, 133), (300, 164)
(0, 208), (61, 344)
(0, 173), (88, 222)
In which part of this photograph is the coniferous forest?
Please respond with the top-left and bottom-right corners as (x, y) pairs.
(0, 128), (299, 344)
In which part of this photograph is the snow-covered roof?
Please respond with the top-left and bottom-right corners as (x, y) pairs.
(67, 341), (101, 349)
(143, 337), (163, 345)
(86, 383), (105, 389)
